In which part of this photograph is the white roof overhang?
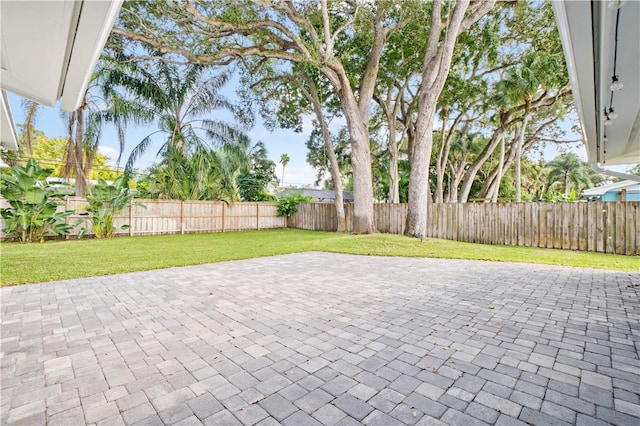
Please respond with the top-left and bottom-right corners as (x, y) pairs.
(582, 179), (640, 196)
(552, 0), (640, 167)
(1, 90), (18, 151)
(0, 0), (122, 151)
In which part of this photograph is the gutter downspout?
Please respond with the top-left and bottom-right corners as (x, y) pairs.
(591, 163), (640, 183)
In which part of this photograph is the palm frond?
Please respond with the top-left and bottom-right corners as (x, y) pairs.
(83, 112), (102, 153)
(125, 132), (162, 174)
(197, 119), (248, 148)
(183, 71), (234, 119)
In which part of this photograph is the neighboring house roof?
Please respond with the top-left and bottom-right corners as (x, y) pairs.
(279, 188), (354, 202)
(0, 1), (122, 151)
(582, 180), (640, 196)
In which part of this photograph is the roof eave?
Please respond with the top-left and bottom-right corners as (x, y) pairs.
(0, 90), (18, 152)
(59, 1), (122, 111)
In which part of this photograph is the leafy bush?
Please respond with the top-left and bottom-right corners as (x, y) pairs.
(542, 188), (579, 202)
(236, 169), (277, 201)
(1, 159), (80, 243)
(277, 193), (312, 217)
(259, 191), (278, 202)
(85, 175), (139, 239)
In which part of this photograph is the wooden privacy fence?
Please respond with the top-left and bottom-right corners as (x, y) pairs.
(290, 202), (640, 255)
(0, 198), (285, 239)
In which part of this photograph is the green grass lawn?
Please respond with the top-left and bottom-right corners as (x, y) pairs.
(1, 229), (638, 286)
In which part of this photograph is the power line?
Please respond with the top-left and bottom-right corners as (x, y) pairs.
(10, 154), (120, 168)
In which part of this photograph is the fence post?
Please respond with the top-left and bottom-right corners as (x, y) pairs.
(129, 199), (134, 236)
(65, 197), (71, 240)
(256, 203), (260, 230)
(180, 201), (185, 235)
(221, 203), (226, 233)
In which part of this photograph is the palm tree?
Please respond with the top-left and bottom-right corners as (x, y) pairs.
(104, 62), (245, 172)
(493, 52), (565, 201)
(55, 62), (153, 196)
(544, 153), (593, 197)
(280, 153), (290, 186)
(21, 99), (39, 157)
(60, 100), (98, 196)
(102, 61), (249, 201)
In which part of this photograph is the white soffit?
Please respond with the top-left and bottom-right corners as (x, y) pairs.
(553, 0), (640, 166)
(60, 0), (122, 111)
(0, 0), (121, 151)
(0, 0), (121, 111)
(0, 1), (76, 106)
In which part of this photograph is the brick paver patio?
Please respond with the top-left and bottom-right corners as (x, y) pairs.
(1, 252), (639, 425)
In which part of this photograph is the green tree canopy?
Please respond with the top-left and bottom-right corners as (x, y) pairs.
(544, 153), (604, 197)
(16, 129), (118, 182)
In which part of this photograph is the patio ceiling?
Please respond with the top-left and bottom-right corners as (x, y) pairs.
(0, 0), (121, 152)
(553, 0), (640, 167)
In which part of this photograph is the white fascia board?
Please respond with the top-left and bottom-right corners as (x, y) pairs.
(60, 0), (123, 111)
(0, 90), (18, 151)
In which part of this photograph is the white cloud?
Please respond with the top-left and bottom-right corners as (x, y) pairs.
(301, 114), (315, 135)
(327, 115), (347, 133)
(281, 163), (321, 188)
(98, 145), (119, 165)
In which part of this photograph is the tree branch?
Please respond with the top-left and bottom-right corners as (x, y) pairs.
(460, 0), (500, 33)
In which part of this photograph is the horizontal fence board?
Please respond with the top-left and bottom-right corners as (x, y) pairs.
(288, 202), (640, 256)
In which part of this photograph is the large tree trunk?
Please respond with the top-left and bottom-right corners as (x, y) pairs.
(301, 72), (347, 232)
(331, 77), (373, 233)
(347, 116), (374, 234)
(444, 122), (470, 202)
(405, 0), (496, 237)
(479, 128), (515, 200)
(319, 19), (386, 234)
(315, 71), (374, 233)
(384, 81), (412, 204)
(448, 161), (466, 202)
(388, 123), (400, 203)
(435, 108), (461, 203)
(490, 134), (505, 202)
(514, 114), (530, 202)
(406, 100), (436, 237)
(433, 105), (449, 204)
(323, 130), (347, 232)
(374, 88), (401, 204)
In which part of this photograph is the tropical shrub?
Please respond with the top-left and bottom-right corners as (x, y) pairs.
(85, 175), (139, 239)
(276, 193), (312, 217)
(237, 169), (277, 201)
(0, 159), (79, 243)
